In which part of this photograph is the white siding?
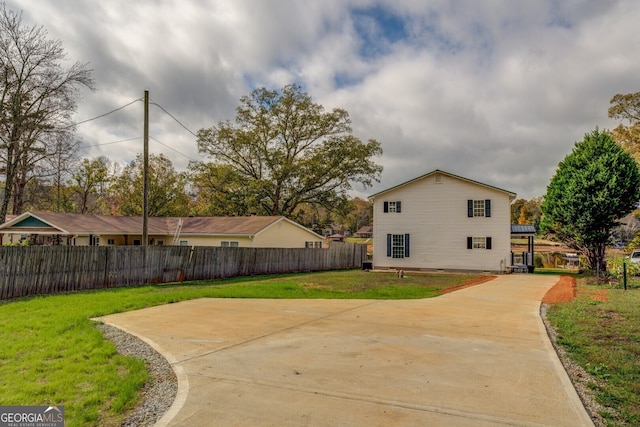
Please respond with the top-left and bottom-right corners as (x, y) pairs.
(372, 173), (512, 272)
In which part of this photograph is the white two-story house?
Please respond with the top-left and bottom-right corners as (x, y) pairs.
(370, 170), (516, 272)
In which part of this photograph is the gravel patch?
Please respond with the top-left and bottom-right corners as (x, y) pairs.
(96, 323), (178, 427)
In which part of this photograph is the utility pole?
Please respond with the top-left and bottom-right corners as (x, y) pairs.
(143, 90), (149, 246)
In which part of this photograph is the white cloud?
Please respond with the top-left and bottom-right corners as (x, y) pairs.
(6, 0), (640, 199)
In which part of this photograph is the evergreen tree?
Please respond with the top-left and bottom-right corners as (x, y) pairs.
(541, 129), (640, 270)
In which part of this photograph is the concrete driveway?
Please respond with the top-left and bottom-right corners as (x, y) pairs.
(97, 274), (593, 426)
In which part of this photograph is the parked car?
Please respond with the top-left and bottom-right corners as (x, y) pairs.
(628, 250), (640, 263)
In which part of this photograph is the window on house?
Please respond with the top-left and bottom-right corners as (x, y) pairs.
(467, 237), (493, 250)
(473, 200), (485, 217)
(473, 237), (486, 249)
(467, 199), (491, 217)
(221, 241), (239, 247)
(305, 241), (323, 248)
(156, 240), (164, 246)
(387, 234), (410, 258)
(179, 240), (188, 246)
(107, 238), (115, 245)
(383, 201), (402, 213)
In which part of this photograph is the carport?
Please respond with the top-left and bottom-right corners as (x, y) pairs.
(511, 224), (536, 273)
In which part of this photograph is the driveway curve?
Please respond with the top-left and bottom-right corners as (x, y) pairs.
(97, 274), (593, 426)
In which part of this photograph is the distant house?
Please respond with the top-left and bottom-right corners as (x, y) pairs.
(0, 211), (325, 248)
(370, 170), (516, 272)
(354, 226), (373, 238)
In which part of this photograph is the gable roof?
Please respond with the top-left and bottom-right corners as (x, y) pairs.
(369, 169), (517, 200)
(356, 225), (373, 234)
(0, 211), (323, 238)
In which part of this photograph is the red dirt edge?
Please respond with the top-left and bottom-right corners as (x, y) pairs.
(542, 276), (577, 304)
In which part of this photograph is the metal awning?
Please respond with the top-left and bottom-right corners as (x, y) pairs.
(511, 224), (536, 235)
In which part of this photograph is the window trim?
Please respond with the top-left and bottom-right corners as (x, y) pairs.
(467, 199), (491, 217)
(221, 241), (239, 247)
(467, 236), (493, 250)
(383, 201), (402, 213)
(387, 233), (410, 258)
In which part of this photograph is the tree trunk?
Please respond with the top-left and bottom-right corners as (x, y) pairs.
(0, 139), (18, 223)
(11, 172), (25, 215)
(81, 191), (89, 214)
(12, 153), (30, 215)
(583, 242), (607, 273)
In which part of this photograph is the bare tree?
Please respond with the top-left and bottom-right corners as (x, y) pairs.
(46, 133), (79, 212)
(0, 4), (94, 222)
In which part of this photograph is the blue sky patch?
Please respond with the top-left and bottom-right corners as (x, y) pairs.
(351, 5), (408, 58)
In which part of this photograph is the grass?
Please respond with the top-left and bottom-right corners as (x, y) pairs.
(546, 278), (640, 426)
(0, 269), (482, 426)
(535, 267), (582, 277)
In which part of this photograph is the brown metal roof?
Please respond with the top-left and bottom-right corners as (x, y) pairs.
(1, 212), (286, 236)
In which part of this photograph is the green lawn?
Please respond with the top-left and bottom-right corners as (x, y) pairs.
(0, 269), (482, 426)
(546, 279), (640, 426)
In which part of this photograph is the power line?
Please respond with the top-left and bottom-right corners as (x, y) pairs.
(150, 136), (198, 161)
(81, 136), (142, 148)
(150, 98), (199, 137)
(67, 98), (142, 128)
(69, 96), (201, 164)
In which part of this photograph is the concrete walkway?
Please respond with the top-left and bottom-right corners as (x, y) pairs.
(97, 274), (593, 426)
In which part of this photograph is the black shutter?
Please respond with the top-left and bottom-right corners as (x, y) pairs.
(486, 237), (492, 250)
(384, 201), (389, 213)
(468, 200), (473, 217)
(396, 201), (401, 213)
(485, 200), (491, 217)
(387, 234), (392, 257)
(467, 236), (473, 249)
(404, 234), (410, 257)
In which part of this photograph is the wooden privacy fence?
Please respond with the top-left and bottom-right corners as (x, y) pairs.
(0, 243), (367, 300)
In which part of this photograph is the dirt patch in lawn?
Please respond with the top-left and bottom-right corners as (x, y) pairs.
(440, 275), (498, 294)
(542, 276), (576, 303)
(584, 287), (609, 302)
(542, 276), (609, 303)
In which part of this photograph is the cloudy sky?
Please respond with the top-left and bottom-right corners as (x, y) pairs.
(7, 0), (640, 200)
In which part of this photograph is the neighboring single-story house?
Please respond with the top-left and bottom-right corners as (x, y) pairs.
(369, 170), (517, 272)
(0, 211), (325, 248)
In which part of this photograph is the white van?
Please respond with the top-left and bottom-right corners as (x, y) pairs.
(629, 250), (640, 263)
